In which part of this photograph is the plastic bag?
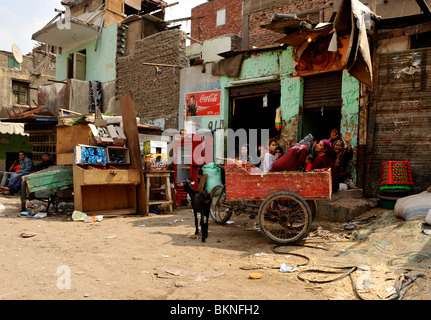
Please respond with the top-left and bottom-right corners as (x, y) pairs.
(202, 163), (222, 193)
(393, 191), (431, 221)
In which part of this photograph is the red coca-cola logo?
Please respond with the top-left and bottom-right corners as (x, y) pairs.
(199, 93), (219, 104)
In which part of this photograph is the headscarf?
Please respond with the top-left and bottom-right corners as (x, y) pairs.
(321, 139), (332, 153)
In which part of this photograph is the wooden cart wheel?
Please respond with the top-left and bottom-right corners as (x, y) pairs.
(258, 191), (312, 245)
(210, 185), (232, 225)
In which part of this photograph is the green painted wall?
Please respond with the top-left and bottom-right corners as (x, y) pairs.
(56, 24), (118, 83)
(0, 134), (32, 170)
(341, 71), (360, 185)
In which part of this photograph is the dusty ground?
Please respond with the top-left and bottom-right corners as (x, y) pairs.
(0, 194), (430, 301)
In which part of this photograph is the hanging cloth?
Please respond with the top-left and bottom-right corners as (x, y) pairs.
(89, 80), (103, 114)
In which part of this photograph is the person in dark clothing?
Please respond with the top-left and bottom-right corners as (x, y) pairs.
(33, 153), (55, 172)
(0, 151), (33, 195)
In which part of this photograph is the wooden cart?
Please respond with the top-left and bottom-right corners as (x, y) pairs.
(210, 159), (332, 244)
(20, 166), (73, 213)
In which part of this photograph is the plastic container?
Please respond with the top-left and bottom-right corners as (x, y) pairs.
(378, 196), (399, 209)
(379, 161), (413, 186)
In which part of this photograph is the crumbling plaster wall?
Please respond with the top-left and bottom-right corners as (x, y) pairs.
(116, 29), (189, 130)
(0, 51), (56, 117)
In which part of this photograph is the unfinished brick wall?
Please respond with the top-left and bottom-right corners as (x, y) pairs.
(191, 0), (243, 43)
(247, 0), (334, 48)
(116, 29), (189, 129)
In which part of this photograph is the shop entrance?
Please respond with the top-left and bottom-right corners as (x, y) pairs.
(301, 71), (343, 141)
(229, 83), (281, 159)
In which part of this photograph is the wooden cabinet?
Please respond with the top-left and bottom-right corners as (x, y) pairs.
(73, 164), (140, 215)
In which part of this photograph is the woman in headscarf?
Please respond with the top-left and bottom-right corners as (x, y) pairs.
(309, 139), (333, 171)
(330, 132), (353, 192)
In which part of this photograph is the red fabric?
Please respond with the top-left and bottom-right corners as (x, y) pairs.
(310, 153), (333, 171)
(270, 145), (308, 172)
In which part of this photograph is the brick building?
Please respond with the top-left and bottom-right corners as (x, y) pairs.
(190, 0), (243, 43)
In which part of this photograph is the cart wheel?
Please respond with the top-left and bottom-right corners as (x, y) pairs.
(258, 192), (312, 245)
(210, 185), (232, 225)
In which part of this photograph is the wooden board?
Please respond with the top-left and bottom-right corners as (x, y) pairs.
(74, 165), (140, 185)
(57, 124), (91, 165)
(23, 168), (73, 193)
(120, 92), (146, 214)
(224, 161), (332, 201)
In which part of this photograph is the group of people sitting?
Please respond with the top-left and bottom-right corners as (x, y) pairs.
(239, 129), (353, 193)
(0, 151), (54, 195)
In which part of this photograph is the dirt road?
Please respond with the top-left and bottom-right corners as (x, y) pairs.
(0, 194), (429, 301)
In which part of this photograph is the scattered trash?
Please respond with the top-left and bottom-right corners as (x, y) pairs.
(104, 234), (117, 239)
(174, 219), (184, 223)
(0, 203), (5, 210)
(248, 273), (263, 279)
(34, 212), (47, 219)
(136, 224), (146, 227)
(279, 263), (298, 273)
(84, 215), (104, 223)
(423, 229), (431, 235)
(72, 210), (87, 221)
(155, 266), (225, 282)
(225, 221), (234, 224)
(161, 255), (170, 258)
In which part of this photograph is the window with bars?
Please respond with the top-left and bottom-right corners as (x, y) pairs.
(12, 81), (29, 105)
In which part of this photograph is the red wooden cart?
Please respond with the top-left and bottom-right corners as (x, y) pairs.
(210, 159), (332, 244)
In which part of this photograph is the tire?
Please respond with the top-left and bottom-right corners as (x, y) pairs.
(210, 185), (232, 225)
(306, 200), (317, 221)
(258, 191), (312, 245)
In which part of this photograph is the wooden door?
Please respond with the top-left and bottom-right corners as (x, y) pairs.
(73, 52), (86, 81)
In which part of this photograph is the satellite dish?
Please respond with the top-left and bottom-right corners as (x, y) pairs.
(11, 44), (23, 64)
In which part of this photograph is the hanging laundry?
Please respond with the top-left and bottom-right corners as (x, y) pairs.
(89, 80), (103, 114)
(154, 66), (162, 82)
(275, 107), (281, 130)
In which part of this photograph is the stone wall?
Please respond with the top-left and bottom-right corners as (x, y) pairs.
(0, 50), (56, 116)
(116, 29), (189, 130)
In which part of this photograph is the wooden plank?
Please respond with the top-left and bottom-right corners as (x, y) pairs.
(125, 0), (141, 10)
(224, 162), (332, 201)
(80, 184), (136, 213)
(24, 169), (73, 193)
(120, 92), (146, 214)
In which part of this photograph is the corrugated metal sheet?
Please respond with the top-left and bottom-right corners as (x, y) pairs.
(370, 48), (431, 193)
(0, 122), (29, 136)
(303, 71), (342, 109)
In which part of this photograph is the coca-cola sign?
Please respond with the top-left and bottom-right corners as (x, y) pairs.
(185, 90), (221, 117)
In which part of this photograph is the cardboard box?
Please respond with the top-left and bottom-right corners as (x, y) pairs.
(143, 140), (167, 155)
(107, 125), (127, 146)
(88, 124), (114, 145)
(144, 153), (168, 169)
(74, 144), (107, 165)
(107, 146), (130, 164)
